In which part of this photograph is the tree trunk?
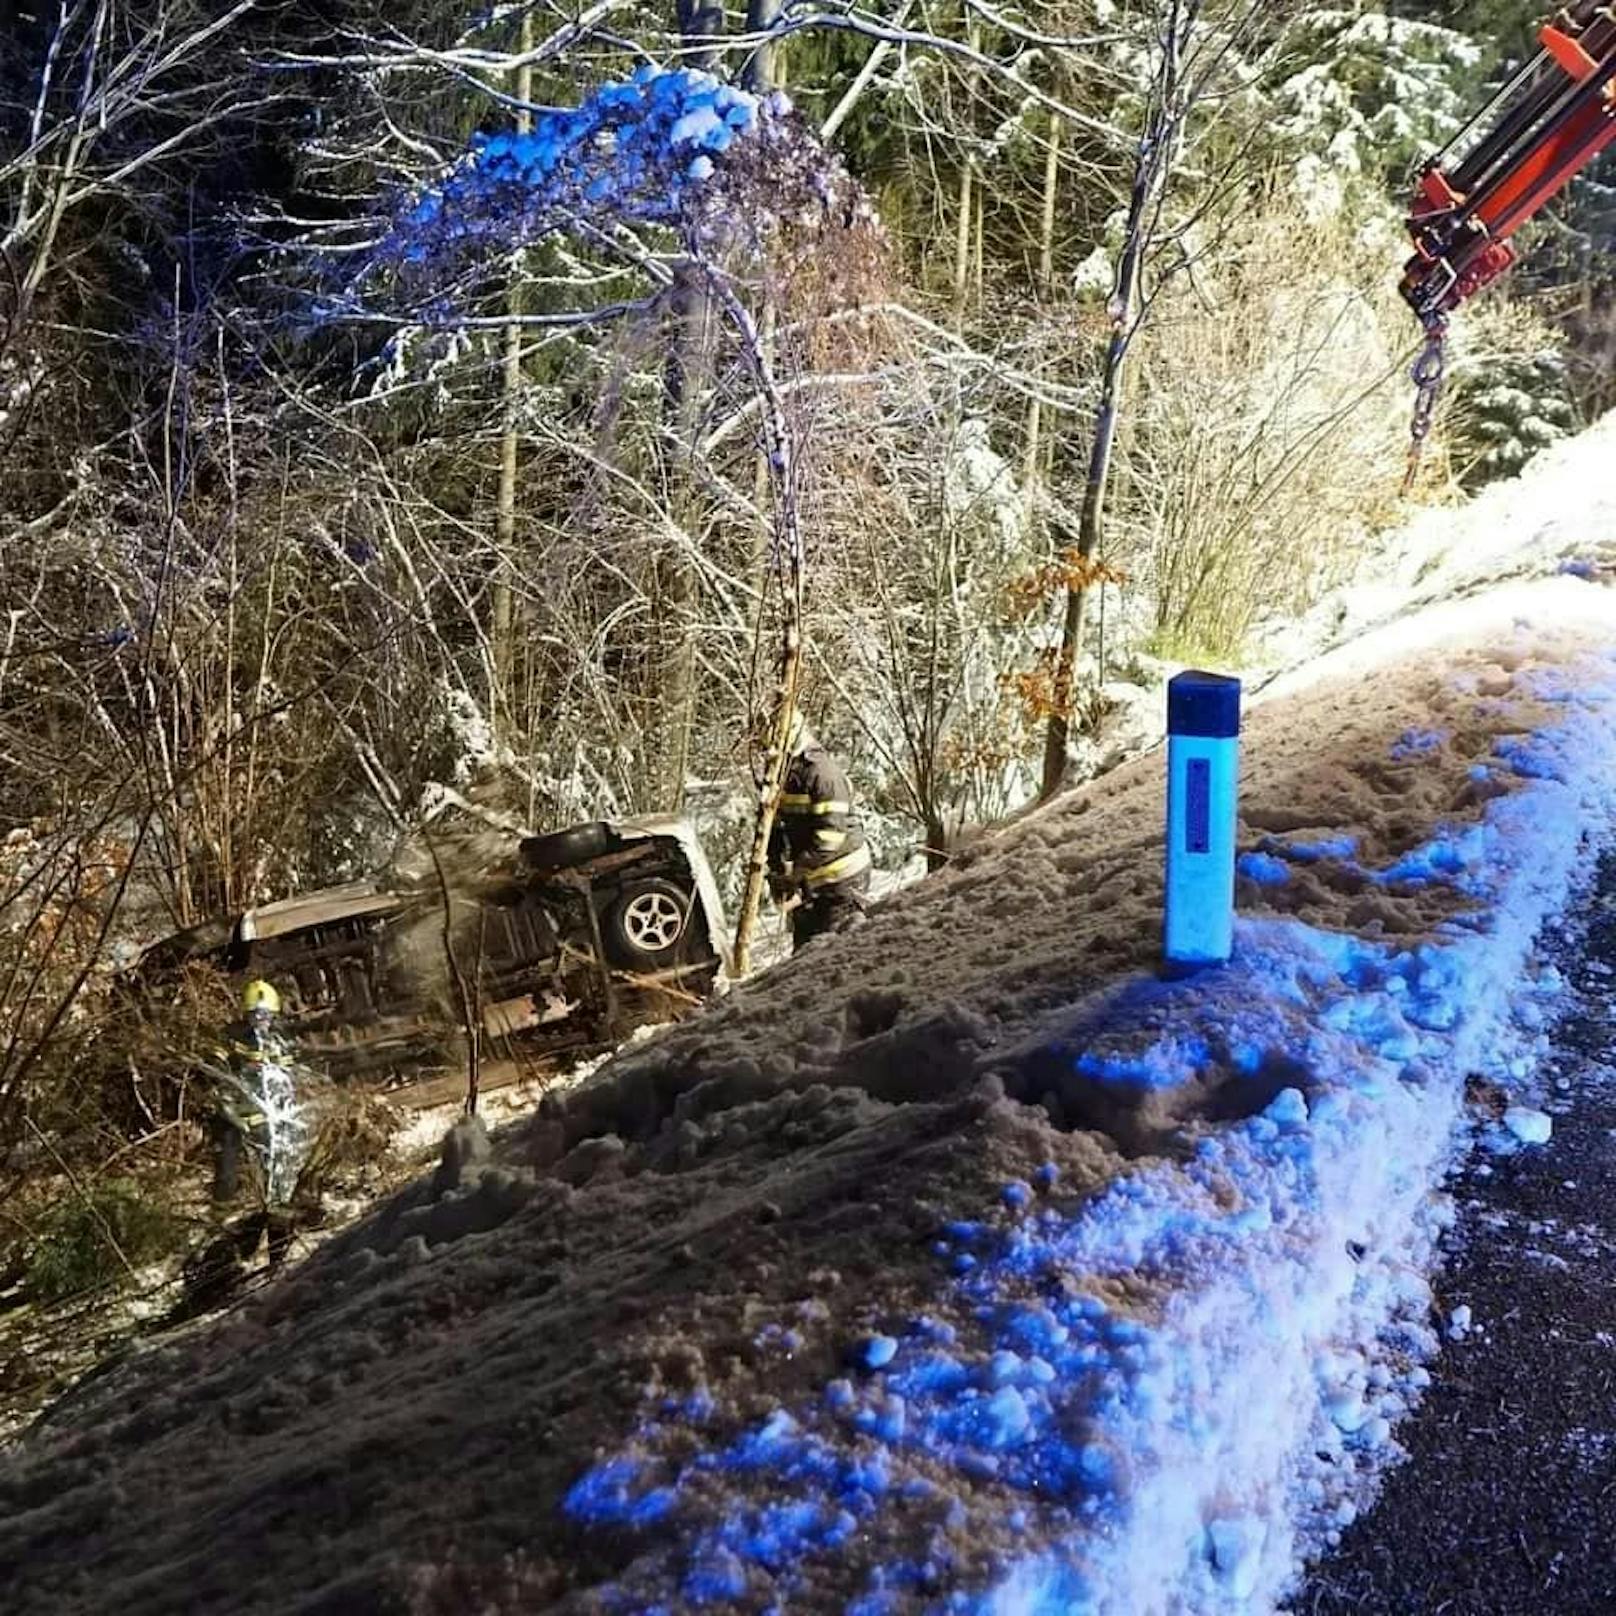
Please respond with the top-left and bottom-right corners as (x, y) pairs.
(743, 0), (781, 92)
(723, 3), (805, 972)
(1040, 1), (1192, 801)
(734, 609), (802, 978)
(973, 180), (985, 305)
(701, 279), (802, 978)
(654, 265), (717, 813)
(747, 0), (783, 569)
(678, 0), (724, 70)
(1023, 110), (1062, 517)
(952, 153), (974, 326)
(652, 0), (727, 810)
(492, 11), (534, 735)
(423, 830), (481, 1117)
(1038, 107), (1061, 297)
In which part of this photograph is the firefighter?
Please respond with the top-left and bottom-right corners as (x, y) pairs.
(184, 979), (306, 1309)
(210, 978), (291, 1208)
(768, 715), (872, 951)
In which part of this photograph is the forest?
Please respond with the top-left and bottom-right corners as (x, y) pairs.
(0, 0), (1610, 1339)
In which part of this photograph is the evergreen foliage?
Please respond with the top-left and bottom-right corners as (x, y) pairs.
(1450, 346), (1580, 488)
(25, 1179), (182, 1304)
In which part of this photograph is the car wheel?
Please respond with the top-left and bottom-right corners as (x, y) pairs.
(605, 879), (692, 968)
(521, 821), (614, 872)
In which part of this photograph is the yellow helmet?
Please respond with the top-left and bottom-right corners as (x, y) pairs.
(241, 979), (281, 1015)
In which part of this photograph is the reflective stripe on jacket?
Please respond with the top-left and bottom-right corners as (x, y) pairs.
(800, 842), (871, 888)
(215, 1021), (291, 1134)
(769, 744), (869, 893)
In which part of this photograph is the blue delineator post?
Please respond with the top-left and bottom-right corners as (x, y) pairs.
(1164, 670), (1241, 970)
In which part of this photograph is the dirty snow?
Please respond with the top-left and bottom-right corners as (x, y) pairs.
(1503, 1105), (1553, 1146)
(1, 518), (1614, 1606)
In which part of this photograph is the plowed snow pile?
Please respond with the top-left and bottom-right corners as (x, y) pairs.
(3, 482), (1615, 1611)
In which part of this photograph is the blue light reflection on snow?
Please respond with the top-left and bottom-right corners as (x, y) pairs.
(562, 914), (1459, 1611)
(1238, 850), (1291, 885)
(1273, 835), (1359, 863)
(1389, 728), (1445, 761)
(560, 691), (1616, 1611)
(377, 67), (768, 272)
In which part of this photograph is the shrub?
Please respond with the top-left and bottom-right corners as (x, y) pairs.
(25, 1178), (184, 1305)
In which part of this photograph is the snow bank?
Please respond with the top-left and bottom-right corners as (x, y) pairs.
(1068, 410), (1616, 793)
(1263, 409), (1616, 668)
(554, 584), (1616, 1614)
(1, 577), (1614, 1614)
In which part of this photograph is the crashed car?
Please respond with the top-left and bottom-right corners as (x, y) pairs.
(135, 816), (729, 1094)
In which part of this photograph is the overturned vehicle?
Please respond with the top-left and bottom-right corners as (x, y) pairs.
(135, 816), (729, 1098)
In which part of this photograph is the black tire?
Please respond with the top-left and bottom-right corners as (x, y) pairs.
(604, 879), (692, 968)
(521, 822), (614, 872)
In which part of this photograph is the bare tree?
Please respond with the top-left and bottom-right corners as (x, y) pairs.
(1040, 0), (1295, 797)
(1, 0), (268, 317)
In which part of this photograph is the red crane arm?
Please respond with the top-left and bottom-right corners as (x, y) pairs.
(1401, 2), (1616, 331)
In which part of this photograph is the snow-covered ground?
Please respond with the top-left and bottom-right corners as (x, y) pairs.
(1, 444), (1614, 1612)
(1271, 409), (1616, 662)
(1074, 409), (1616, 783)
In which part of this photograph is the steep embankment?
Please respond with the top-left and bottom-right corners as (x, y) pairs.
(1, 444), (1614, 1614)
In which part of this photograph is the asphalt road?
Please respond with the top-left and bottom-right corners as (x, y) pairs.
(1299, 850), (1616, 1615)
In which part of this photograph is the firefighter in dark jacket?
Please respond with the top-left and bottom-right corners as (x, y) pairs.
(768, 716), (872, 951)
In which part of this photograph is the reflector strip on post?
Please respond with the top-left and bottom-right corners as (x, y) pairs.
(1164, 670), (1241, 971)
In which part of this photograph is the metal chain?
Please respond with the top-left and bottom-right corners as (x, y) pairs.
(1402, 320), (1448, 496)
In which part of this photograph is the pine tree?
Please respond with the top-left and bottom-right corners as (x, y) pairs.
(1450, 347), (1579, 488)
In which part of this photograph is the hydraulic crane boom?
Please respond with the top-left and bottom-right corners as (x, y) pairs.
(1403, 1), (1616, 326)
(1399, 2), (1616, 483)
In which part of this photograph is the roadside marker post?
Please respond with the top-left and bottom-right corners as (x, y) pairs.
(1164, 670), (1241, 973)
